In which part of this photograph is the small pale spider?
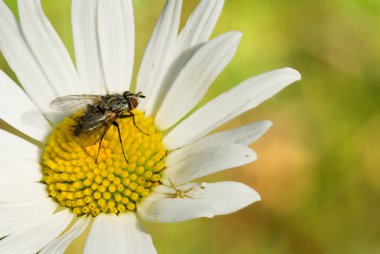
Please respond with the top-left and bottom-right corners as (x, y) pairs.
(166, 179), (194, 199)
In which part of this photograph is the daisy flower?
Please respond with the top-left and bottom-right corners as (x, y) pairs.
(0, 0), (301, 253)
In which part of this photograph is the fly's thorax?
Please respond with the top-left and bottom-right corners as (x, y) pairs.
(101, 94), (129, 112)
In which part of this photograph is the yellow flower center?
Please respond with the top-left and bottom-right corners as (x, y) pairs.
(41, 110), (166, 217)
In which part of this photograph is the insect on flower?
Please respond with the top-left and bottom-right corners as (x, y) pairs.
(166, 179), (195, 199)
(50, 91), (147, 163)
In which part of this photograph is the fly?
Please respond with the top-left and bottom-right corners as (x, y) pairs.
(50, 91), (147, 163)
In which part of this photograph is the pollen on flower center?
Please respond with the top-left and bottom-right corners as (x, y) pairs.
(41, 110), (166, 217)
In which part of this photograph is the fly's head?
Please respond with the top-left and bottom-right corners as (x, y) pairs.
(123, 91), (146, 110)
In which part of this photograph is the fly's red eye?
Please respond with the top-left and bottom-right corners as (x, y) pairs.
(130, 97), (138, 108)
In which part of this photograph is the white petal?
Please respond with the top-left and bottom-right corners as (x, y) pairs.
(0, 127), (43, 183)
(177, 0), (224, 52)
(0, 210), (73, 254)
(138, 191), (215, 223)
(0, 155), (41, 183)
(120, 214), (157, 254)
(163, 144), (257, 185)
(192, 181), (260, 215)
(0, 71), (51, 141)
(84, 214), (126, 254)
(136, 0), (182, 116)
(84, 214), (156, 254)
(155, 32), (242, 130)
(0, 129), (40, 161)
(0, 182), (47, 202)
(149, 0), (225, 116)
(0, 198), (57, 238)
(164, 68), (301, 149)
(18, 0), (81, 96)
(139, 181), (259, 222)
(0, 1), (57, 115)
(40, 217), (90, 254)
(167, 120), (272, 166)
(72, 0), (106, 94)
(98, 0), (134, 93)
(0, 158), (42, 183)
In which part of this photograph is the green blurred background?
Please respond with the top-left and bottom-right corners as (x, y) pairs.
(1, 0), (380, 253)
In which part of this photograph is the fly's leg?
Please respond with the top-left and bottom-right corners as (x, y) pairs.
(70, 117), (79, 123)
(112, 121), (129, 163)
(95, 132), (107, 164)
(120, 112), (149, 135)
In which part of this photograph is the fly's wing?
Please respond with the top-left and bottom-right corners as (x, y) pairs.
(77, 110), (119, 146)
(50, 95), (102, 113)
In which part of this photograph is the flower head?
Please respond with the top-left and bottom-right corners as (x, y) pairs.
(0, 0), (300, 253)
